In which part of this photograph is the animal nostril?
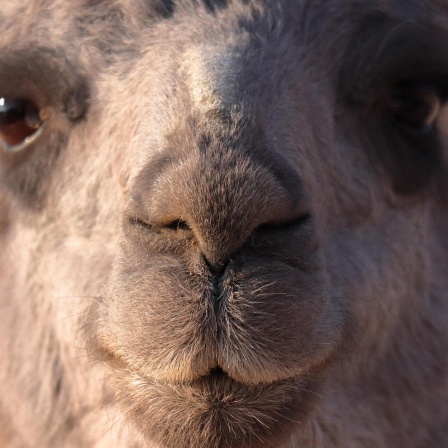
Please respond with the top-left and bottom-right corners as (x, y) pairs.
(129, 216), (192, 233)
(257, 213), (311, 233)
(165, 219), (191, 231)
(131, 217), (154, 231)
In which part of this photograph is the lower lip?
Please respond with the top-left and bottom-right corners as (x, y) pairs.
(112, 361), (322, 448)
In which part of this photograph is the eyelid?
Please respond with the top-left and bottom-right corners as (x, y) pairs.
(0, 47), (90, 122)
(339, 17), (448, 104)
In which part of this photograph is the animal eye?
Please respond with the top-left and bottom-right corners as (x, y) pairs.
(387, 83), (443, 132)
(0, 98), (50, 152)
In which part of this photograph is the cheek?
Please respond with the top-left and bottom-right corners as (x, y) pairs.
(0, 192), (11, 232)
(323, 209), (429, 355)
(320, 146), (379, 233)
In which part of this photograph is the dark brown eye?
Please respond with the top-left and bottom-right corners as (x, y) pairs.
(0, 98), (50, 152)
(387, 83), (443, 132)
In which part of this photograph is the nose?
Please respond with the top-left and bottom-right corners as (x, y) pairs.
(131, 120), (308, 269)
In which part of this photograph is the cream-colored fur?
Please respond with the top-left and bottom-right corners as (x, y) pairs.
(1, 1), (448, 447)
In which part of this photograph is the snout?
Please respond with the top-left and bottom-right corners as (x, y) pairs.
(90, 113), (348, 448)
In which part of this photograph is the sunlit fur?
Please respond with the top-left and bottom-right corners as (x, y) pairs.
(1, 1), (448, 447)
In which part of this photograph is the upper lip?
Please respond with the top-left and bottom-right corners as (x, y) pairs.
(97, 340), (298, 388)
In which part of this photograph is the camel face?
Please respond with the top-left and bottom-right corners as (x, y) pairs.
(1, 2), (448, 447)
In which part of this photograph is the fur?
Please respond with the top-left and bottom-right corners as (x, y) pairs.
(1, 1), (448, 447)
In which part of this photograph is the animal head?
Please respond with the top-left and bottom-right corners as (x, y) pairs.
(1, 1), (448, 447)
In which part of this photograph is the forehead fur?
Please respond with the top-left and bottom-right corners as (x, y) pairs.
(1, 0), (441, 51)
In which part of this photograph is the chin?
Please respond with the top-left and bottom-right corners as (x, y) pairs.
(106, 363), (324, 448)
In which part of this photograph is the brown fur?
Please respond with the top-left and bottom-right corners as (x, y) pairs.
(1, 1), (448, 447)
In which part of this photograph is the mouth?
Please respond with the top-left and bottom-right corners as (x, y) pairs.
(92, 245), (348, 447)
(98, 344), (324, 448)
(205, 365), (230, 381)
(99, 341), (299, 392)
